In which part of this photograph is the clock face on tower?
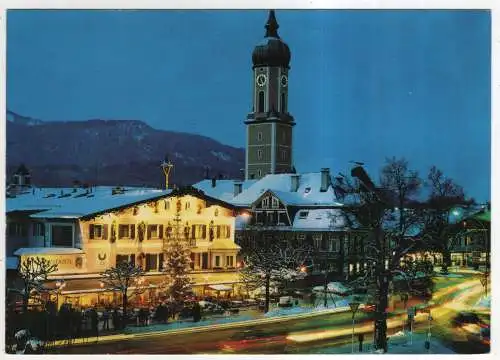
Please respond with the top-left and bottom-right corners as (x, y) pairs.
(280, 75), (288, 87)
(256, 74), (267, 87)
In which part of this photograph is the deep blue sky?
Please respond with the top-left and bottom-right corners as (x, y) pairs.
(7, 10), (491, 202)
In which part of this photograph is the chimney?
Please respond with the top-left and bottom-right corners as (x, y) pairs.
(233, 182), (243, 197)
(320, 168), (330, 192)
(291, 174), (300, 192)
(211, 177), (217, 188)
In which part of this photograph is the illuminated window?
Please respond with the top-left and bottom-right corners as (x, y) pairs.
(119, 224), (130, 238)
(215, 256), (220, 267)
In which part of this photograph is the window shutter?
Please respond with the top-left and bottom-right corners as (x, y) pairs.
(89, 224), (94, 239)
(147, 226), (151, 239)
(159, 225), (164, 239)
(202, 225), (206, 239)
(226, 226), (231, 238)
(192, 225), (196, 239)
(103, 224), (108, 240)
(159, 253), (164, 271)
(216, 225), (221, 239)
(130, 224), (135, 239)
(130, 254), (135, 267)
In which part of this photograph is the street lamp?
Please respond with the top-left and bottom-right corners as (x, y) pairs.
(349, 300), (360, 353)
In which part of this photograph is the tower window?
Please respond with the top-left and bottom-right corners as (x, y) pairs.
(281, 150), (287, 161)
(258, 91), (265, 113)
(257, 149), (263, 160)
(257, 131), (263, 141)
(258, 169), (262, 177)
(281, 93), (286, 112)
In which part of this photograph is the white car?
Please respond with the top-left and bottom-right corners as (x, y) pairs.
(278, 296), (293, 307)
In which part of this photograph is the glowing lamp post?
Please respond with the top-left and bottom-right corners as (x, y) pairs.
(349, 301), (360, 353)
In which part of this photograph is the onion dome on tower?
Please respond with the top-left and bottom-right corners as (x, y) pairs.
(252, 10), (291, 69)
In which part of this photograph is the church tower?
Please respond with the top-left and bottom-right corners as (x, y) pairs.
(245, 10), (295, 180)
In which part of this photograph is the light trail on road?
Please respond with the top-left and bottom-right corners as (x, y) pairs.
(286, 278), (483, 345)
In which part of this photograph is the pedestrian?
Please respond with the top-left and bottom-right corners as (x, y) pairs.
(89, 307), (99, 340)
(102, 307), (110, 331)
(192, 302), (202, 322)
(358, 333), (364, 352)
(112, 308), (120, 330)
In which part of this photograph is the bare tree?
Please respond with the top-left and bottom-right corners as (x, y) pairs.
(100, 261), (146, 328)
(240, 239), (311, 313)
(422, 166), (471, 274)
(336, 158), (471, 352)
(337, 158), (426, 352)
(18, 257), (58, 313)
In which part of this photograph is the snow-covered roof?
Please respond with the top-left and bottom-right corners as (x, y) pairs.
(231, 173), (343, 207)
(193, 179), (257, 203)
(14, 247), (85, 256)
(292, 209), (347, 231)
(7, 186), (170, 219)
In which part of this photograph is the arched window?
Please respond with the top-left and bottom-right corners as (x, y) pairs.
(280, 93), (286, 112)
(258, 91), (265, 112)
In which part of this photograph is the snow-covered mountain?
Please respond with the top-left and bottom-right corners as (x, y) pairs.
(6, 110), (245, 187)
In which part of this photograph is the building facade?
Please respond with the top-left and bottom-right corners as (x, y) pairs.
(6, 184), (241, 308)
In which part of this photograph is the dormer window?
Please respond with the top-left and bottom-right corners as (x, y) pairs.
(304, 187), (311, 194)
(271, 197), (279, 209)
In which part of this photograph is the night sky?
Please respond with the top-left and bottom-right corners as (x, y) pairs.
(6, 10), (491, 202)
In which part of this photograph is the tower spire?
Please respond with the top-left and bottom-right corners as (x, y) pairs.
(265, 10), (280, 38)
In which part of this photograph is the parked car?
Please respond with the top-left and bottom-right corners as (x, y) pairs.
(198, 301), (225, 314)
(451, 312), (482, 327)
(312, 282), (352, 296)
(278, 296), (294, 308)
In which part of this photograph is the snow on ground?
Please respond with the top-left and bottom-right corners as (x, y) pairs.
(474, 295), (490, 308)
(265, 301), (350, 318)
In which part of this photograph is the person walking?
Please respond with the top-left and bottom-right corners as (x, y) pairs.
(102, 307), (110, 331)
(89, 307), (99, 341)
(112, 308), (120, 330)
(358, 333), (364, 352)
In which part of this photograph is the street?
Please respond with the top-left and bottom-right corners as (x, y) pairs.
(51, 275), (489, 354)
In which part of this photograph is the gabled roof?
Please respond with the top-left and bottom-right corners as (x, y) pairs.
(231, 172), (342, 207)
(7, 185), (240, 220)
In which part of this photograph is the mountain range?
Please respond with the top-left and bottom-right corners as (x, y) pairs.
(6, 110), (245, 188)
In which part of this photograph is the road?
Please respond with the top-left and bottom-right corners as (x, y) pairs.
(52, 276), (488, 354)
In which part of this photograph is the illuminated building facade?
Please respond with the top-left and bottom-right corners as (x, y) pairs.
(6, 182), (241, 308)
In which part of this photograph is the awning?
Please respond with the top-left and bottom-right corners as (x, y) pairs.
(14, 247), (84, 256)
(208, 284), (233, 291)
